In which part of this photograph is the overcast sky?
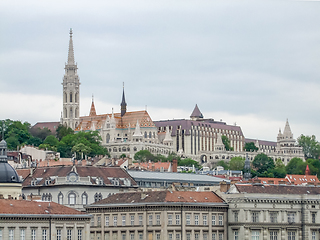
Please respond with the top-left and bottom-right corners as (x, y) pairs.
(0, 0), (319, 142)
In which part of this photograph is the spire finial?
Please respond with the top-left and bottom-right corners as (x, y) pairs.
(92, 94), (94, 102)
(70, 28), (73, 37)
(67, 28), (75, 65)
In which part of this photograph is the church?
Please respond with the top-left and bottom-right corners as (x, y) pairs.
(61, 29), (173, 159)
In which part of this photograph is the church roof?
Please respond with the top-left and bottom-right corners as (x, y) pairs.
(89, 100), (97, 116)
(75, 110), (156, 131)
(31, 122), (60, 134)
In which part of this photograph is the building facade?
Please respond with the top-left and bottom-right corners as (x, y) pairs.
(225, 184), (320, 240)
(86, 191), (228, 240)
(0, 199), (91, 240)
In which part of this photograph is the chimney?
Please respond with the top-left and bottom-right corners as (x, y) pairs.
(172, 159), (178, 173)
(219, 181), (230, 192)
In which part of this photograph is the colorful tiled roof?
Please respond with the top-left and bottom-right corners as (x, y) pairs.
(0, 199), (86, 215)
(92, 191), (224, 205)
(285, 174), (320, 185)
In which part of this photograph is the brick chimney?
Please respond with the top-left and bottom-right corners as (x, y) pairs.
(172, 159), (178, 172)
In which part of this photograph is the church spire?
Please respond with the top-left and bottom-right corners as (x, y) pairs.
(89, 95), (96, 116)
(121, 83), (127, 117)
(67, 28), (75, 65)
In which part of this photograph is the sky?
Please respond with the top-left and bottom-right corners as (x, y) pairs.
(0, 0), (319, 142)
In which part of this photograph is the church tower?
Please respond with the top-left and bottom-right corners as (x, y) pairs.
(61, 28), (80, 130)
(121, 84), (127, 117)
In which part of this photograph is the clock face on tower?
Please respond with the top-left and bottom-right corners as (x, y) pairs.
(67, 172), (78, 182)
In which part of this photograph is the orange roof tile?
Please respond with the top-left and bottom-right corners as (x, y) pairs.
(285, 174), (320, 185)
(133, 161), (171, 171)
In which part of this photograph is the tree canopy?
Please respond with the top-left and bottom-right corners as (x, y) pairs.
(252, 153), (275, 175)
(298, 134), (320, 160)
(221, 135), (234, 151)
(244, 142), (259, 152)
(229, 156), (245, 171)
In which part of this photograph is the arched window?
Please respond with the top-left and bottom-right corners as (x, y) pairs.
(58, 192), (63, 204)
(82, 192), (88, 205)
(144, 132), (147, 138)
(149, 132), (152, 138)
(106, 133), (110, 143)
(68, 192), (76, 205)
(64, 108), (67, 118)
(75, 93), (78, 103)
(70, 92), (73, 102)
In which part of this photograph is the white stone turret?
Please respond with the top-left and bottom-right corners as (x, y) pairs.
(214, 133), (225, 152)
(163, 126), (173, 146)
(133, 120), (143, 142)
(61, 28), (80, 130)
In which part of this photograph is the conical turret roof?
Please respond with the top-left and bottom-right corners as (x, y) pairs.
(89, 97), (97, 116)
(190, 104), (203, 119)
(67, 28), (75, 65)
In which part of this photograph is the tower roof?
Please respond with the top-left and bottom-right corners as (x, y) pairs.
(282, 119), (293, 139)
(190, 104), (203, 119)
(67, 28), (75, 65)
(121, 84), (127, 117)
(89, 96), (97, 116)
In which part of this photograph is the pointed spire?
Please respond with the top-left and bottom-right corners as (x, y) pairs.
(190, 104), (203, 120)
(67, 28), (75, 65)
(89, 95), (96, 116)
(121, 83), (127, 117)
(283, 119), (293, 139)
(305, 165), (310, 175)
(133, 120), (143, 137)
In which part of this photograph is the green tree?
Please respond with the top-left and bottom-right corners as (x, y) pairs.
(178, 158), (202, 169)
(134, 150), (154, 162)
(39, 135), (59, 151)
(244, 142), (259, 152)
(29, 127), (53, 141)
(298, 134), (320, 160)
(56, 124), (74, 141)
(221, 135), (234, 151)
(3, 120), (32, 149)
(252, 153), (275, 174)
(229, 156), (245, 170)
(72, 143), (92, 159)
(26, 136), (43, 147)
(285, 157), (306, 175)
(306, 158), (320, 176)
(216, 160), (229, 170)
(272, 159), (286, 178)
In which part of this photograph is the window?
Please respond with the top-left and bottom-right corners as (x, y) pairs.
(186, 214), (191, 225)
(212, 233), (216, 240)
(270, 231), (278, 240)
(168, 233), (173, 240)
(9, 229), (14, 240)
(312, 231), (316, 240)
(0, 229), (2, 240)
(156, 233), (160, 240)
(97, 216), (101, 226)
(130, 215), (135, 226)
(58, 192), (63, 204)
(203, 232), (208, 240)
(31, 229), (36, 240)
(42, 229), (47, 240)
(113, 215), (118, 226)
(82, 193), (88, 205)
(57, 229), (62, 240)
(176, 233), (181, 240)
(234, 211), (239, 222)
(176, 214), (180, 225)
(122, 233), (126, 240)
(106, 215), (110, 226)
(311, 212), (316, 224)
(138, 233), (143, 240)
(251, 231), (259, 240)
(234, 231), (239, 240)
(68, 192), (76, 205)
(203, 214), (208, 225)
(288, 212), (295, 223)
(156, 214), (160, 225)
(77, 229), (82, 240)
(130, 233), (135, 240)
(252, 212), (259, 223)
(168, 214), (173, 225)
(270, 212), (277, 223)
(67, 229), (72, 240)
(288, 231), (295, 240)
(20, 229), (25, 240)
(218, 214), (223, 225)
(138, 214), (143, 225)
(122, 215), (126, 226)
(194, 214), (199, 225)
(148, 214), (153, 226)
(219, 233), (223, 240)
(212, 215), (216, 225)
(195, 232), (199, 240)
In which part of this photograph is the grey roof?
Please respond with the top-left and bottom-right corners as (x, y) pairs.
(190, 104), (203, 118)
(127, 170), (230, 185)
(0, 162), (20, 183)
(245, 138), (276, 147)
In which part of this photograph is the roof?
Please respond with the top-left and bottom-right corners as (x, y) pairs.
(32, 122), (60, 134)
(250, 177), (288, 185)
(190, 104), (203, 119)
(128, 170), (230, 184)
(132, 161), (171, 171)
(245, 138), (276, 147)
(75, 110), (156, 131)
(22, 165), (137, 187)
(37, 159), (88, 167)
(91, 191), (224, 205)
(285, 174), (320, 185)
(0, 162), (20, 183)
(155, 119), (244, 137)
(0, 199), (86, 215)
(234, 184), (320, 195)
(16, 169), (30, 180)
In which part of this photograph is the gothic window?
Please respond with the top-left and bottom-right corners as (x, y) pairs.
(75, 93), (78, 103)
(82, 192), (88, 205)
(68, 192), (76, 205)
(58, 192), (63, 204)
(64, 93), (67, 103)
(70, 108), (73, 118)
(106, 133), (110, 143)
(70, 92), (73, 102)
(144, 132), (147, 138)
(75, 107), (79, 118)
(149, 132), (152, 138)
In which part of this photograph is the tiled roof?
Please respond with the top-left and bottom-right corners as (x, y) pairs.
(133, 161), (171, 171)
(245, 138), (276, 146)
(190, 104), (203, 118)
(22, 165), (137, 187)
(16, 169), (30, 180)
(32, 122), (60, 134)
(37, 159), (88, 167)
(75, 110), (156, 131)
(235, 184), (320, 194)
(285, 174), (320, 185)
(0, 199), (86, 215)
(92, 191), (224, 205)
(248, 177), (288, 185)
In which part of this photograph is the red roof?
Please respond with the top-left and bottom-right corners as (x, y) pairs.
(133, 161), (171, 171)
(0, 199), (85, 215)
(285, 174), (320, 185)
